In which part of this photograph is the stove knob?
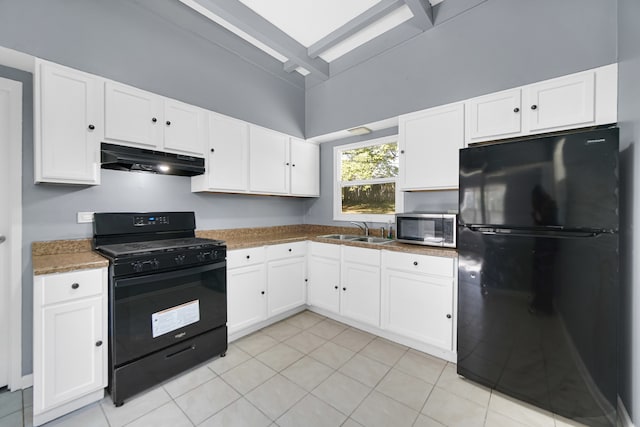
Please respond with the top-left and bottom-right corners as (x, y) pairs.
(131, 262), (143, 273)
(152, 259), (160, 269)
(175, 254), (185, 265)
(197, 252), (205, 262)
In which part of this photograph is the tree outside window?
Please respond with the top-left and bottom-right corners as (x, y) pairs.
(334, 136), (401, 222)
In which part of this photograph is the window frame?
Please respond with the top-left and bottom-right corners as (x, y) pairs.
(333, 135), (403, 223)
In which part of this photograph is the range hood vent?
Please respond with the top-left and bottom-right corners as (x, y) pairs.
(101, 143), (205, 177)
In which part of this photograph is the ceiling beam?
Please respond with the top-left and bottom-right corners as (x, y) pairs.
(404, 0), (434, 30)
(283, 60), (298, 73)
(307, 0), (405, 59)
(188, 0), (330, 80)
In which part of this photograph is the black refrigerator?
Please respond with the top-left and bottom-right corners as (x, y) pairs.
(457, 127), (618, 426)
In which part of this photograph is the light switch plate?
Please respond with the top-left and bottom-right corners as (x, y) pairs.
(77, 212), (94, 223)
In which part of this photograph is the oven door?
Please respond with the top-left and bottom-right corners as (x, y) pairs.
(111, 262), (226, 366)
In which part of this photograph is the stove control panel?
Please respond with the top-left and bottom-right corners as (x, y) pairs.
(131, 259), (160, 273)
(133, 215), (170, 226)
(114, 245), (226, 276)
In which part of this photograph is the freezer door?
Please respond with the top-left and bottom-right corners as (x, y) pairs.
(459, 128), (619, 231)
(456, 226), (617, 426)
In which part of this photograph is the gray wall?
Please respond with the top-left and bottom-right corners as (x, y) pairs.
(306, 0), (618, 137)
(19, 149), (308, 375)
(304, 127), (458, 228)
(0, 0), (311, 375)
(617, 0), (639, 422)
(0, 0), (305, 137)
(304, 128), (398, 228)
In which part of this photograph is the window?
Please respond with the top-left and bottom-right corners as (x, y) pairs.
(334, 136), (402, 222)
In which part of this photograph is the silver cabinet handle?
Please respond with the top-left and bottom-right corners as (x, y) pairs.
(0, 235), (5, 244)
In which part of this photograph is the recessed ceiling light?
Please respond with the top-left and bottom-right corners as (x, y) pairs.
(347, 126), (372, 135)
(158, 165), (170, 173)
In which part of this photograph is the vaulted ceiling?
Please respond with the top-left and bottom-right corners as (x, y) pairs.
(153, 0), (485, 88)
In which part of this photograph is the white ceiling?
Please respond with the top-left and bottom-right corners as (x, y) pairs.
(180, 0), (445, 77)
(237, 0), (382, 48)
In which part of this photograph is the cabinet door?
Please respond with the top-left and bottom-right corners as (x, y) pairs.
(267, 257), (306, 317)
(164, 99), (207, 156)
(290, 138), (320, 196)
(526, 71), (596, 133)
(307, 255), (340, 313)
(249, 126), (290, 194)
(227, 264), (267, 335)
(340, 262), (380, 327)
(399, 103), (464, 190)
(466, 89), (522, 143)
(40, 296), (104, 410)
(381, 269), (453, 350)
(207, 114), (249, 191)
(36, 61), (102, 185)
(104, 82), (163, 149)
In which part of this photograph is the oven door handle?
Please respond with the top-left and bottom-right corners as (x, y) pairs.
(114, 261), (226, 289)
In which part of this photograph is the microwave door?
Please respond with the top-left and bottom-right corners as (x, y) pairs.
(423, 236), (444, 245)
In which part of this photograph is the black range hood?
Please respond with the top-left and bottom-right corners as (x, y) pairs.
(101, 143), (205, 177)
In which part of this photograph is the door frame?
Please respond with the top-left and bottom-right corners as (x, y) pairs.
(1, 76), (23, 390)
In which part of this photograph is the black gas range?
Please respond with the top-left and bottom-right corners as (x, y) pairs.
(93, 212), (227, 407)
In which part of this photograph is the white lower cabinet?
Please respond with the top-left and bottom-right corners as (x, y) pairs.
(340, 246), (381, 327)
(307, 243), (381, 328)
(228, 241), (457, 359)
(307, 242), (341, 313)
(266, 242), (307, 317)
(381, 251), (456, 351)
(226, 243), (307, 337)
(33, 268), (107, 426)
(226, 247), (267, 336)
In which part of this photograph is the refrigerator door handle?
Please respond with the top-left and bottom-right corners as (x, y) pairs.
(465, 226), (602, 239)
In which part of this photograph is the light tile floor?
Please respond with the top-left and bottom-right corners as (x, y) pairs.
(0, 310), (586, 427)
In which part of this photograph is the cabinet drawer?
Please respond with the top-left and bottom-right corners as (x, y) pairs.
(382, 251), (455, 278)
(227, 246), (266, 269)
(309, 242), (340, 259)
(342, 246), (380, 266)
(40, 268), (104, 306)
(266, 241), (307, 261)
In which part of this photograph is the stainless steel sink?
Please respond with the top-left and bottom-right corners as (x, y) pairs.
(318, 234), (393, 245)
(318, 234), (362, 240)
(350, 236), (394, 244)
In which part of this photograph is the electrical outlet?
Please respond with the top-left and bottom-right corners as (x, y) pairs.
(77, 212), (95, 223)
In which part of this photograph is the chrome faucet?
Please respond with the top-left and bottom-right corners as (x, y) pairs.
(350, 221), (369, 236)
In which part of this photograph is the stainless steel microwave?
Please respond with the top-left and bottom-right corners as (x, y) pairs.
(395, 213), (457, 248)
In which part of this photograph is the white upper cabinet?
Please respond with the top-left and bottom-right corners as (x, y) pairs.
(466, 88), (522, 143)
(290, 138), (320, 197)
(35, 60), (103, 185)
(104, 81), (206, 156)
(249, 126), (290, 194)
(526, 71), (595, 133)
(163, 99), (207, 156)
(192, 122), (319, 197)
(399, 102), (464, 191)
(464, 64), (618, 144)
(104, 82), (162, 149)
(203, 113), (249, 192)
